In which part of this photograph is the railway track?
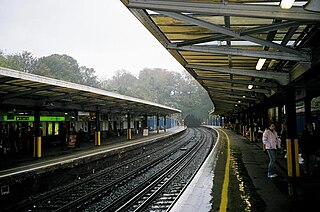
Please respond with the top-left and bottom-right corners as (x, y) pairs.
(110, 128), (213, 212)
(11, 127), (215, 212)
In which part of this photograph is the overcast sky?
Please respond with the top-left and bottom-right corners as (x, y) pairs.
(0, 0), (185, 79)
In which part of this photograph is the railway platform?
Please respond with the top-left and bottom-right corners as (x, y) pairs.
(2, 126), (320, 211)
(0, 126), (186, 185)
(172, 126), (320, 212)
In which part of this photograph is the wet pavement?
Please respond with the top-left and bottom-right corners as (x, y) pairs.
(219, 128), (320, 211)
(172, 126), (320, 212)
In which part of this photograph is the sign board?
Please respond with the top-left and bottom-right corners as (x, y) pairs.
(143, 129), (149, 136)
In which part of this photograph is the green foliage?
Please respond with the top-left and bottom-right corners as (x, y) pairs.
(101, 68), (214, 123)
(80, 66), (100, 88)
(0, 50), (100, 87)
(1, 51), (37, 73)
(1, 49), (213, 122)
(37, 54), (83, 84)
(0, 51), (10, 68)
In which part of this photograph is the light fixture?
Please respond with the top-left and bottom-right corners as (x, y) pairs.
(242, 95), (246, 98)
(256, 58), (266, 70)
(280, 0), (295, 9)
(248, 84), (254, 90)
(238, 100), (241, 103)
(304, 0), (320, 12)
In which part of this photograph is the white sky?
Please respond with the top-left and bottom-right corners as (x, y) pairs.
(0, 0), (185, 79)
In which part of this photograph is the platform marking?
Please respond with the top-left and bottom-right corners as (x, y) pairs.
(219, 129), (230, 212)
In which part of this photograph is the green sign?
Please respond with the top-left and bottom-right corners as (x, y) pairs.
(3, 115), (65, 122)
(40, 116), (65, 121)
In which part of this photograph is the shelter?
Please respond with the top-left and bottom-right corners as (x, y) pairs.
(0, 67), (181, 116)
(121, 0), (320, 115)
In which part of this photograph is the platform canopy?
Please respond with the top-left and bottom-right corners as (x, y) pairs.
(0, 67), (181, 116)
(121, 0), (320, 114)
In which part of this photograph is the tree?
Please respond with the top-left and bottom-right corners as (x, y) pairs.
(80, 66), (100, 88)
(101, 68), (214, 123)
(0, 50), (9, 68)
(0, 49), (213, 122)
(3, 51), (37, 73)
(37, 54), (83, 84)
(101, 70), (139, 96)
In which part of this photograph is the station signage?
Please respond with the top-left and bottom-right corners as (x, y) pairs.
(3, 115), (65, 122)
(16, 116), (30, 121)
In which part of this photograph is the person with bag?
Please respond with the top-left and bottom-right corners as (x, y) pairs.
(262, 122), (278, 178)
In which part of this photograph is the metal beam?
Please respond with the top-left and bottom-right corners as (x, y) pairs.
(176, 34), (230, 47)
(206, 83), (270, 95)
(186, 64), (289, 85)
(176, 20), (306, 47)
(125, 0), (320, 21)
(124, 7), (193, 78)
(196, 76), (278, 88)
(37, 91), (83, 105)
(209, 93), (256, 102)
(282, 26), (299, 45)
(207, 89), (264, 100)
(212, 98), (249, 107)
(239, 21), (306, 37)
(0, 77), (11, 83)
(159, 11), (303, 56)
(1, 85), (56, 100)
(168, 44), (309, 62)
(212, 94), (259, 102)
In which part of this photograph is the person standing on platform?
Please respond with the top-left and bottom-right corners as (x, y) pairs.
(280, 122), (287, 156)
(26, 126), (34, 153)
(301, 123), (316, 175)
(253, 122), (262, 142)
(60, 126), (67, 150)
(9, 124), (19, 154)
(262, 122), (278, 178)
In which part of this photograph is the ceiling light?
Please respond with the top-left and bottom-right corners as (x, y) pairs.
(304, 0), (320, 12)
(280, 0), (295, 9)
(242, 95), (246, 98)
(256, 58), (266, 70)
(238, 100), (241, 103)
(248, 84), (254, 90)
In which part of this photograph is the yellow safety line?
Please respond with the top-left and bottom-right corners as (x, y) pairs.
(219, 129), (230, 212)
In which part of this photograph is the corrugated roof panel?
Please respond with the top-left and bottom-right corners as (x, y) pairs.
(121, 1), (319, 113)
(0, 67), (181, 115)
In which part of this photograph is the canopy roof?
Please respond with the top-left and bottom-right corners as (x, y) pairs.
(121, 0), (320, 114)
(0, 67), (181, 116)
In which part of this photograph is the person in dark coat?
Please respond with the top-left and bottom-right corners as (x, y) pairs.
(9, 125), (19, 154)
(60, 126), (67, 150)
(280, 122), (287, 155)
(300, 123), (316, 175)
(26, 126), (34, 153)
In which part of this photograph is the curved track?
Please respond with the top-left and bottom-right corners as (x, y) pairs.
(12, 127), (215, 212)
